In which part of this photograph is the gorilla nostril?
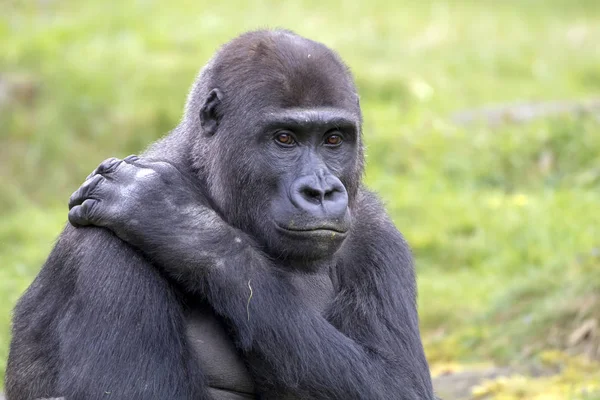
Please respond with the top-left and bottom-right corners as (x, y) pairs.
(323, 187), (341, 201)
(301, 187), (323, 203)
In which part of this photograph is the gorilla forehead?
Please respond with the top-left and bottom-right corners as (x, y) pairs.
(209, 29), (360, 113)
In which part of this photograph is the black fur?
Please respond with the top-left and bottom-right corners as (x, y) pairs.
(6, 29), (436, 400)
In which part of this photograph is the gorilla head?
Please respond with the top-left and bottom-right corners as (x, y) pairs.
(183, 30), (364, 261)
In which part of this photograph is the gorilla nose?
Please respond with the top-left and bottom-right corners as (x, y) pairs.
(291, 175), (348, 219)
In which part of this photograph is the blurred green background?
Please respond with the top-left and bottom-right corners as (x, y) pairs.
(1, 0), (600, 398)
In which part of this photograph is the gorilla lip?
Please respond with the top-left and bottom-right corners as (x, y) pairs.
(276, 225), (348, 235)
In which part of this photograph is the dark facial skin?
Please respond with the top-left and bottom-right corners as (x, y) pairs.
(6, 29), (436, 400)
(211, 107), (358, 263)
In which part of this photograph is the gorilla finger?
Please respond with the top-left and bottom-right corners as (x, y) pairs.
(123, 154), (140, 164)
(68, 199), (102, 227)
(122, 154), (171, 175)
(122, 154), (169, 172)
(122, 154), (167, 169)
(95, 157), (124, 176)
(68, 174), (105, 210)
(86, 157), (122, 180)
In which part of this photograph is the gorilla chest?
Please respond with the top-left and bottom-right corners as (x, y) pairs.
(185, 272), (334, 399)
(186, 305), (255, 399)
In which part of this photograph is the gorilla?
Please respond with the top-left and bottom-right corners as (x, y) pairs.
(6, 29), (436, 400)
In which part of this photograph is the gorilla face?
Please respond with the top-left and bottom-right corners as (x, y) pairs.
(196, 30), (363, 261)
(255, 107), (358, 260)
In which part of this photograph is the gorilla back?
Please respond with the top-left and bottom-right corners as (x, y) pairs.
(6, 30), (436, 400)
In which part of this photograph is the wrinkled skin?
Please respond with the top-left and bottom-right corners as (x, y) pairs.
(6, 29), (437, 400)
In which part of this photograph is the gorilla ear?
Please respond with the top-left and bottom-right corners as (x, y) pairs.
(199, 88), (223, 136)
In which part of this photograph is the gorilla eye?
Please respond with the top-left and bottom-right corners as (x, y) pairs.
(325, 134), (343, 146)
(275, 132), (296, 146)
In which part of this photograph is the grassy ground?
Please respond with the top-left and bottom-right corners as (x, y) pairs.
(1, 0), (600, 398)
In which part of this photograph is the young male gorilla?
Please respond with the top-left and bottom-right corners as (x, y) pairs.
(6, 29), (436, 400)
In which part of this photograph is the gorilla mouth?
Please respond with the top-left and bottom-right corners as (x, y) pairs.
(276, 225), (348, 235)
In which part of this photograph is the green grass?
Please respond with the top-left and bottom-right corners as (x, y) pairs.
(2, 0), (600, 397)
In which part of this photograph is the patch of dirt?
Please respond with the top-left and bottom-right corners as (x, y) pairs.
(433, 365), (556, 400)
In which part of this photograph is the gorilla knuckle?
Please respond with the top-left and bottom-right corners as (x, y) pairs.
(97, 157), (122, 174)
(124, 154), (140, 163)
(68, 189), (81, 208)
(68, 198), (102, 226)
(84, 174), (104, 191)
(67, 207), (83, 226)
(69, 175), (104, 209)
(80, 198), (98, 217)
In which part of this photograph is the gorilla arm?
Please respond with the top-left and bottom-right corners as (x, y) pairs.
(69, 157), (436, 400)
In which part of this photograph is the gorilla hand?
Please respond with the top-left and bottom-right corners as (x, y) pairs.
(69, 155), (205, 236)
(68, 155), (251, 287)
